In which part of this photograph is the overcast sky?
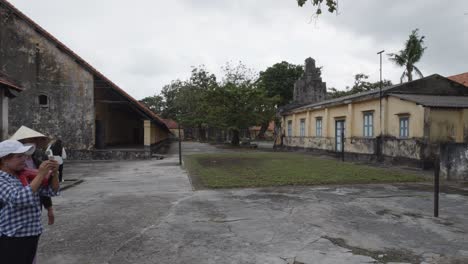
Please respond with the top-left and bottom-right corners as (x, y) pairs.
(8, 0), (468, 100)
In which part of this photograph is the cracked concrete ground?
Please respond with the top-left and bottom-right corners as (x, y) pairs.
(37, 142), (468, 264)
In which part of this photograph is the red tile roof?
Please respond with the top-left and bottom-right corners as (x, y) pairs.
(162, 119), (180, 129)
(1, 0), (168, 131)
(250, 121), (275, 131)
(0, 70), (23, 91)
(448, 72), (468, 87)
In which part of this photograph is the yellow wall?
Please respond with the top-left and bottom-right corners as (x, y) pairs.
(429, 109), (464, 142)
(309, 109), (325, 137)
(326, 105), (348, 137)
(152, 123), (168, 143)
(294, 113), (307, 137)
(351, 100), (381, 137)
(144, 120), (169, 146)
(386, 96), (425, 138)
(283, 95), (426, 140)
(170, 128), (184, 140)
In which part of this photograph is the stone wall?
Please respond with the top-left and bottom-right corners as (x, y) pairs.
(283, 135), (440, 168)
(440, 143), (468, 181)
(382, 137), (422, 160)
(68, 149), (151, 160)
(68, 138), (172, 160)
(0, 4), (94, 149)
(347, 137), (376, 154)
(293, 58), (326, 105)
(285, 136), (334, 151)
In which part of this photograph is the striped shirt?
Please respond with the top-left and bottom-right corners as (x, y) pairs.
(0, 170), (59, 237)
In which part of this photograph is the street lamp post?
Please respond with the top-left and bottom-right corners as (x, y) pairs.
(178, 121), (182, 165)
(377, 50), (385, 160)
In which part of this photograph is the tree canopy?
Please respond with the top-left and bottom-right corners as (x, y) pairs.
(256, 61), (304, 107)
(296, 0), (338, 15)
(141, 62), (278, 145)
(327, 73), (393, 99)
(388, 29), (427, 83)
(140, 94), (165, 115)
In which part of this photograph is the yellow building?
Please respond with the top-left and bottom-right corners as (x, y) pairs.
(281, 75), (468, 167)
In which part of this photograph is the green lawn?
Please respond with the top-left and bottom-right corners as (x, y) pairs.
(184, 152), (427, 189)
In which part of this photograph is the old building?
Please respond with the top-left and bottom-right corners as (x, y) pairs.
(0, 1), (169, 158)
(162, 119), (183, 140)
(249, 121), (275, 140)
(0, 71), (23, 139)
(281, 69), (468, 168)
(293, 57), (327, 104)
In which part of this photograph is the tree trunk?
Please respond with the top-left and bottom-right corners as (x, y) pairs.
(198, 125), (206, 142)
(256, 121), (269, 139)
(407, 65), (413, 82)
(231, 129), (240, 146)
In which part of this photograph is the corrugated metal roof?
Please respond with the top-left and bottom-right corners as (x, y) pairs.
(390, 94), (468, 108)
(291, 83), (398, 112)
(283, 74), (468, 114)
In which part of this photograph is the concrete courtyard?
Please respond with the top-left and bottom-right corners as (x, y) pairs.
(38, 142), (468, 264)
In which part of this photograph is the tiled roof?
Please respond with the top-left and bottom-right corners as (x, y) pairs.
(390, 94), (468, 108)
(448, 72), (468, 87)
(0, 0), (168, 131)
(0, 70), (23, 91)
(162, 119), (180, 129)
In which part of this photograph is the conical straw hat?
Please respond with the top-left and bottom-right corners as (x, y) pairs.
(9, 126), (48, 141)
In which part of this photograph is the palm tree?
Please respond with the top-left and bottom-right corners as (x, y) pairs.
(388, 29), (427, 83)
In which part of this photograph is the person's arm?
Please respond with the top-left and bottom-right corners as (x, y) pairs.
(62, 147), (67, 160)
(30, 161), (53, 193)
(0, 178), (36, 207)
(36, 160), (60, 195)
(49, 166), (60, 193)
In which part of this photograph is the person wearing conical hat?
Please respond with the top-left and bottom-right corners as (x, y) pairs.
(10, 126), (47, 140)
(10, 126), (56, 226)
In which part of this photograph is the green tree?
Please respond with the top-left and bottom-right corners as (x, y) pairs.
(257, 61), (304, 107)
(160, 80), (185, 119)
(256, 61), (303, 138)
(388, 29), (427, 83)
(140, 95), (165, 115)
(208, 82), (277, 145)
(327, 73), (393, 99)
(296, 0), (338, 15)
(208, 62), (277, 145)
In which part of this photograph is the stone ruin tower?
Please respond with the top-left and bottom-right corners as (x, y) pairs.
(293, 57), (326, 104)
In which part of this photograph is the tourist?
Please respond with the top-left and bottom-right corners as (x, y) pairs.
(0, 140), (59, 264)
(10, 126), (56, 225)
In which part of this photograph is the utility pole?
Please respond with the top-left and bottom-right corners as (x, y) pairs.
(377, 50), (385, 160)
(178, 122), (182, 165)
(434, 157), (440, 217)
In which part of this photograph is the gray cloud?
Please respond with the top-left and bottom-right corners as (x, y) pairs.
(8, 0), (467, 99)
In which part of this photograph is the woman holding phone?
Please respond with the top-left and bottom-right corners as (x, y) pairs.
(0, 140), (59, 264)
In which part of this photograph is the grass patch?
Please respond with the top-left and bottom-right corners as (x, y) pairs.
(184, 152), (427, 189)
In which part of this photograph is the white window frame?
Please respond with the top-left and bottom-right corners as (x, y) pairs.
(299, 118), (306, 137)
(316, 117), (323, 137)
(287, 120), (292, 137)
(399, 116), (409, 138)
(363, 112), (374, 137)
